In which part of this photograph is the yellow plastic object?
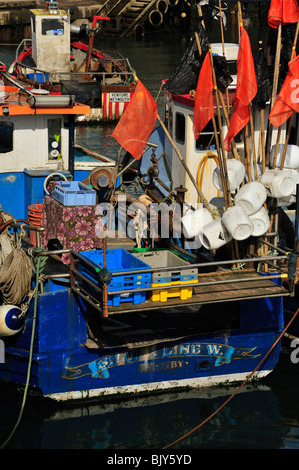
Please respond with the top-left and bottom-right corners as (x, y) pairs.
(150, 280), (198, 302)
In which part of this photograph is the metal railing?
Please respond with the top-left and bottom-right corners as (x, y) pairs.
(5, 221), (293, 317)
(13, 39), (135, 86)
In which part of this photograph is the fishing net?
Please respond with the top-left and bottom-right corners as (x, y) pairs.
(254, 47), (271, 110)
(0, 227), (32, 305)
(163, 24), (232, 95)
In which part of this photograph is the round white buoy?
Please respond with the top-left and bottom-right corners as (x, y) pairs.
(212, 159), (245, 192)
(260, 169), (295, 198)
(0, 305), (25, 337)
(199, 217), (232, 250)
(234, 181), (267, 215)
(249, 207), (270, 237)
(181, 207), (213, 239)
(222, 206), (254, 241)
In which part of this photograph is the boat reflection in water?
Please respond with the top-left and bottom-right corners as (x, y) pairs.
(0, 379), (288, 449)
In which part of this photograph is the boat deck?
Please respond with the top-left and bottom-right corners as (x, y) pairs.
(74, 268), (289, 316)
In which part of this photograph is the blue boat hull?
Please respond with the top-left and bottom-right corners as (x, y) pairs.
(0, 287), (283, 401)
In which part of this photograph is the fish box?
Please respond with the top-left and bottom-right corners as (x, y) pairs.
(51, 181), (96, 206)
(132, 250), (198, 284)
(78, 248), (151, 307)
(132, 250), (198, 302)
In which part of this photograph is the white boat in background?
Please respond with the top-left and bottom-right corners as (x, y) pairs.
(2, 0), (136, 122)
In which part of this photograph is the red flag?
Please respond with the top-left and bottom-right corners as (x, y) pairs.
(269, 54), (299, 126)
(268, 0), (299, 29)
(224, 28), (257, 151)
(111, 79), (157, 160)
(193, 51), (215, 140)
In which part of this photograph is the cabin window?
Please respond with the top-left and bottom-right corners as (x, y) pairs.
(48, 118), (62, 160)
(195, 117), (222, 151)
(41, 18), (64, 36)
(175, 112), (185, 144)
(0, 121), (13, 153)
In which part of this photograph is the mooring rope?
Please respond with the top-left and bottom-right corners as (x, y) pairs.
(0, 250), (47, 449)
(162, 305), (299, 449)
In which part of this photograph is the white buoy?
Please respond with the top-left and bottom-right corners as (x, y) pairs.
(222, 206), (254, 241)
(234, 181), (267, 215)
(199, 218), (232, 250)
(270, 144), (299, 169)
(0, 305), (25, 337)
(260, 169), (295, 198)
(181, 207), (213, 239)
(249, 207), (271, 237)
(212, 159), (245, 192)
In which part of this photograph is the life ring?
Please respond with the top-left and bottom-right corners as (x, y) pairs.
(43, 172), (68, 195)
(148, 10), (163, 28)
(157, 0), (168, 14)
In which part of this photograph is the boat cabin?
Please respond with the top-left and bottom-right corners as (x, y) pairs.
(30, 4), (71, 77)
(0, 82), (115, 220)
(161, 43), (288, 208)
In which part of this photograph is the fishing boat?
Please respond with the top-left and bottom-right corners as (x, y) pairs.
(1, 0), (136, 122)
(0, 0), (298, 413)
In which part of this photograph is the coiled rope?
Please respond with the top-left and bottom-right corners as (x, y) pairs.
(162, 305), (299, 449)
(0, 249), (47, 449)
(0, 226), (32, 305)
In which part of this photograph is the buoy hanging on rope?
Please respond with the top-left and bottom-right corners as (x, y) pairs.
(0, 305), (25, 337)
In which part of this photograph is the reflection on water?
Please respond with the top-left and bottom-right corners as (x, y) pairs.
(0, 383), (283, 449)
(1, 352), (299, 449)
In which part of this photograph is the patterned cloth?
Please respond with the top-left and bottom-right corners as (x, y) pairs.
(40, 196), (104, 263)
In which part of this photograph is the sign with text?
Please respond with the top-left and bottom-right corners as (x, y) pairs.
(110, 92), (130, 103)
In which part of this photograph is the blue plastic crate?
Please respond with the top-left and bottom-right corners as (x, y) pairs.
(28, 72), (49, 83)
(78, 249), (151, 306)
(52, 181), (96, 206)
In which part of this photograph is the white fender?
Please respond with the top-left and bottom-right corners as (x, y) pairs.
(0, 305), (25, 337)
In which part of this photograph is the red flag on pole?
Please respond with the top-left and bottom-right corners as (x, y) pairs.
(193, 51), (215, 140)
(111, 79), (157, 160)
(269, 54), (299, 126)
(224, 27), (257, 152)
(268, 0), (299, 29)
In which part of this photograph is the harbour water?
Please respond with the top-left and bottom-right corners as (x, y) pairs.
(1, 21), (299, 451)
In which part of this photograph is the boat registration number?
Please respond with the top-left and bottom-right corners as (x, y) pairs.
(110, 93), (131, 102)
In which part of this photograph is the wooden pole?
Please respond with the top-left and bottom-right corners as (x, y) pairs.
(209, 45), (232, 208)
(249, 103), (257, 179)
(156, 114), (212, 213)
(265, 22), (282, 166)
(218, 89), (239, 160)
(261, 109), (266, 173)
(218, 0), (230, 113)
(194, 31), (229, 208)
(244, 124), (252, 181)
(273, 20), (299, 169)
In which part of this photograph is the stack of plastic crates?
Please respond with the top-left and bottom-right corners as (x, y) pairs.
(78, 249), (151, 307)
(132, 249), (198, 302)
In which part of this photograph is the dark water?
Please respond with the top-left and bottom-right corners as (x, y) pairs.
(1, 23), (299, 451)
